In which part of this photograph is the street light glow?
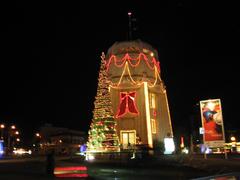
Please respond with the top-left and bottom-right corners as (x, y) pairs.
(0, 124), (5, 129)
(230, 136), (236, 142)
(11, 125), (16, 129)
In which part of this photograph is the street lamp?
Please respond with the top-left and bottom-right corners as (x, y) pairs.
(0, 124), (5, 140)
(34, 132), (42, 154)
(7, 125), (18, 154)
(36, 133), (41, 138)
(230, 136), (236, 142)
(0, 124), (20, 155)
(230, 136), (237, 153)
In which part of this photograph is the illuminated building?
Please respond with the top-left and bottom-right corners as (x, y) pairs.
(105, 40), (174, 149)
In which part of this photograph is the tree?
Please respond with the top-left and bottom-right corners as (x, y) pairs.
(87, 53), (120, 152)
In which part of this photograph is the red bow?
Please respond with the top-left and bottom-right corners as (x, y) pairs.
(116, 92), (139, 118)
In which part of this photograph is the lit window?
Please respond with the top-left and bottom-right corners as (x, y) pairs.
(149, 93), (156, 108)
(151, 119), (156, 134)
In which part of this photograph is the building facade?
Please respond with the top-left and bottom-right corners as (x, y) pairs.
(105, 40), (173, 149)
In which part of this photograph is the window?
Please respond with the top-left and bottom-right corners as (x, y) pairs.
(151, 119), (156, 134)
(149, 93), (156, 109)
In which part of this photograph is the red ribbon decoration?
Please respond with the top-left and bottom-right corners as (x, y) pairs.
(116, 92), (139, 118)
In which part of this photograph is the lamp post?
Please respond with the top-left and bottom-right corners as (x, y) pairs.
(230, 136), (237, 153)
(128, 12), (132, 40)
(0, 124), (5, 140)
(35, 132), (41, 154)
(7, 125), (18, 155)
(0, 124), (20, 155)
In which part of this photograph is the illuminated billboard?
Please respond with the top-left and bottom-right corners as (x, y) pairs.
(200, 99), (225, 147)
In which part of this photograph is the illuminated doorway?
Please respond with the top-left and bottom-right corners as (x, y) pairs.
(120, 130), (136, 149)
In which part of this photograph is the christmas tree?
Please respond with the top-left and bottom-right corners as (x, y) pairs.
(87, 53), (120, 152)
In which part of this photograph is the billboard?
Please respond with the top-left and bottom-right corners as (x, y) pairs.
(200, 99), (225, 147)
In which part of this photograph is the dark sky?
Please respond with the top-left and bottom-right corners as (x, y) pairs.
(1, 1), (240, 142)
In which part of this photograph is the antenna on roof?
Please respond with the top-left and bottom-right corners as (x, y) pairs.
(128, 11), (132, 40)
(127, 11), (137, 41)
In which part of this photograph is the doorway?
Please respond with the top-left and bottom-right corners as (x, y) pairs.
(120, 130), (136, 149)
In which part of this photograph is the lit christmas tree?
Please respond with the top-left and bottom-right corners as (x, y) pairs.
(87, 53), (120, 152)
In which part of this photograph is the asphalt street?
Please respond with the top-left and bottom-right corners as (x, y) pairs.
(0, 155), (239, 180)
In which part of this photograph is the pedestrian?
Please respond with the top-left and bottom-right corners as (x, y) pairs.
(46, 150), (55, 177)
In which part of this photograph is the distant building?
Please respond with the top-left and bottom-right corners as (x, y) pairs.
(38, 124), (86, 155)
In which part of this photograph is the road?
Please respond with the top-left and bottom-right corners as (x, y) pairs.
(0, 154), (239, 179)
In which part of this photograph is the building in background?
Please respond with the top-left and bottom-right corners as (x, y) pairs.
(37, 124), (86, 155)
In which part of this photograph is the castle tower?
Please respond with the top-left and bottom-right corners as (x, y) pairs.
(105, 40), (173, 149)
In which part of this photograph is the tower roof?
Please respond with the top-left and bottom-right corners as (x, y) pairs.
(106, 39), (159, 59)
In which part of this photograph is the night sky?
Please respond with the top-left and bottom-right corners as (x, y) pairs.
(1, 1), (240, 143)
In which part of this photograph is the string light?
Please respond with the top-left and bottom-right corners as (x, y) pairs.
(110, 63), (165, 93)
(87, 53), (120, 153)
(106, 53), (160, 72)
(107, 52), (164, 91)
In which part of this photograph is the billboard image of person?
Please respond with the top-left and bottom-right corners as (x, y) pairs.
(200, 99), (225, 147)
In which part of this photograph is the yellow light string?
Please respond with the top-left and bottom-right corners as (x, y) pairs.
(148, 66), (160, 88)
(117, 62), (129, 86)
(126, 62), (138, 84)
(112, 62), (162, 89)
(109, 59), (167, 95)
(156, 71), (166, 93)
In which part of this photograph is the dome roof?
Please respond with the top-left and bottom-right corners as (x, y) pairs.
(106, 39), (159, 59)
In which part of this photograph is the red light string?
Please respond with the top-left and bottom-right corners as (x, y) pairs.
(106, 53), (160, 72)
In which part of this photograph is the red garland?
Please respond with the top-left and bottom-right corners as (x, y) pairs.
(106, 53), (160, 72)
